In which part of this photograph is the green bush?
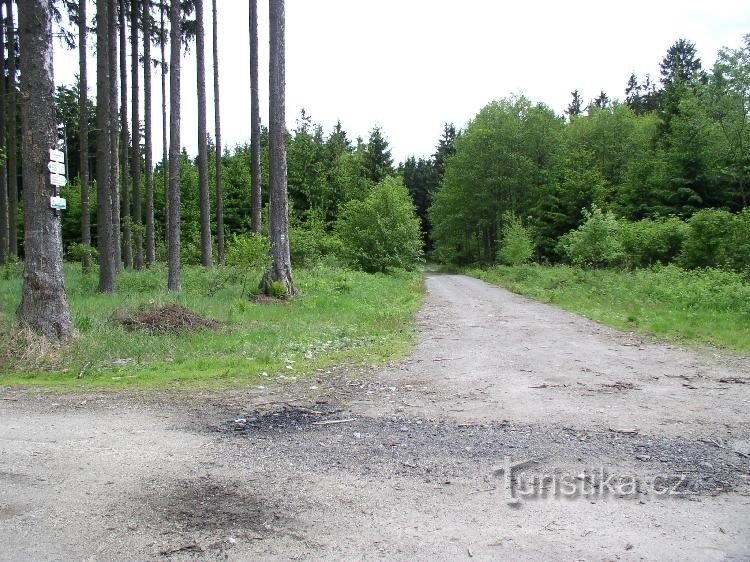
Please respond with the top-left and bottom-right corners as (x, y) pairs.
(290, 225), (323, 268)
(180, 230), (203, 266)
(267, 280), (288, 299)
(335, 176), (423, 273)
(733, 208), (750, 273)
(497, 212), (535, 265)
(289, 215), (342, 268)
(67, 242), (99, 268)
(557, 205), (623, 267)
(619, 217), (687, 268)
(225, 233), (273, 295)
(679, 208), (749, 272)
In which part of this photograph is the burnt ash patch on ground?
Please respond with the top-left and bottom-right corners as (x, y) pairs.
(214, 406), (750, 496)
(140, 475), (297, 535)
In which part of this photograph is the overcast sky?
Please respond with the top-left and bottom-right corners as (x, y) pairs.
(52, 0), (750, 164)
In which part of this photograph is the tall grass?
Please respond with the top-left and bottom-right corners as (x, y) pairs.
(0, 264), (425, 387)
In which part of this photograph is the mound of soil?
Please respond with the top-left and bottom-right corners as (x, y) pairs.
(114, 304), (220, 333)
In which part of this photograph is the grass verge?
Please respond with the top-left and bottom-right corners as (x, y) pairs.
(0, 263), (425, 387)
(467, 264), (750, 353)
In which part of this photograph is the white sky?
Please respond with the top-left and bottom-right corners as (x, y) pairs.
(52, 0), (750, 164)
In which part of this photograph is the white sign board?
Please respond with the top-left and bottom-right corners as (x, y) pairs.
(50, 196), (67, 210)
(49, 149), (65, 163)
(50, 173), (67, 187)
(48, 161), (66, 175)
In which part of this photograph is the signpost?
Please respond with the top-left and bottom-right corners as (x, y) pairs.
(49, 149), (65, 163)
(50, 173), (67, 187)
(48, 148), (67, 211)
(48, 161), (65, 175)
(50, 196), (67, 211)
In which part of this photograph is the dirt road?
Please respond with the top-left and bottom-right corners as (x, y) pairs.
(1, 274), (748, 560)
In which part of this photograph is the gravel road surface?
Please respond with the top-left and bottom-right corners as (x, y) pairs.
(1, 274), (748, 560)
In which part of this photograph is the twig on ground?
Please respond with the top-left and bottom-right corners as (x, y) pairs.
(311, 418), (355, 426)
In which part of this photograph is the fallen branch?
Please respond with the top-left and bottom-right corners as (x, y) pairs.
(159, 544), (203, 556)
(698, 438), (750, 459)
(312, 418), (355, 426)
(468, 486), (497, 495)
(609, 427), (640, 435)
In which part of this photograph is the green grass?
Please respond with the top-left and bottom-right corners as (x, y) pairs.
(467, 264), (750, 353)
(0, 263), (425, 387)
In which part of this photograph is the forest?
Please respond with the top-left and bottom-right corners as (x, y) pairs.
(49, 34), (750, 276)
(0, 0), (748, 373)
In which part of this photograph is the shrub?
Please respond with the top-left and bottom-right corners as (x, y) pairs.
(180, 230), (203, 266)
(679, 209), (748, 271)
(733, 208), (750, 273)
(619, 217), (687, 268)
(289, 215), (342, 268)
(225, 233), (273, 295)
(335, 176), (423, 273)
(67, 243), (99, 269)
(267, 280), (288, 299)
(557, 205), (623, 267)
(0, 255), (22, 281)
(290, 225), (323, 268)
(497, 212), (535, 265)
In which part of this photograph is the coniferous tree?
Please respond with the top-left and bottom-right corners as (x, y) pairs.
(160, 0), (169, 244)
(660, 38), (703, 88)
(97, 0), (118, 292)
(78, 0), (92, 272)
(167, 0), (182, 290)
(109, 0), (123, 273)
(263, 0), (295, 295)
(249, 0), (262, 233)
(592, 90), (609, 110)
(660, 38), (704, 120)
(195, 0), (211, 267)
(6, 0), (18, 258)
(131, 0), (144, 269)
(17, 0), (73, 339)
(566, 89), (583, 119)
(143, 0), (155, 264)
(0, 8), (7, 265)
(119, 0), (131, 268)
(625, 73), (642, 113)
(212, 0), (225, 263)
(434, 123), (457, 178)
(640, 74), (660, 113)
(363, 127), (393, 183)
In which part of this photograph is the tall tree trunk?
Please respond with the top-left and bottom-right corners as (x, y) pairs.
(97, 0), (117, 292)
(167, 0), (181, 291)
(78, 0), (91, 273)
(6, 0), (18, 258)
(143, 0), (155, 265)
(108, 0), (121, 275)
(212, 0), (224, 264)
(0, 8), (8, 265)
(264, 0), (294, 295)
(131, 0), (143, 269)
(17, 0), (73, 339)
(249, 0), (261, 234)
(160, 2), (168, 247)
(195, 0), (211, 267)
(119, 0), (131, 268)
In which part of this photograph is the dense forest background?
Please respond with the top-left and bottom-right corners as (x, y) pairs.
(68, 37), (749, 268)
(16, 34), (750, 274)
